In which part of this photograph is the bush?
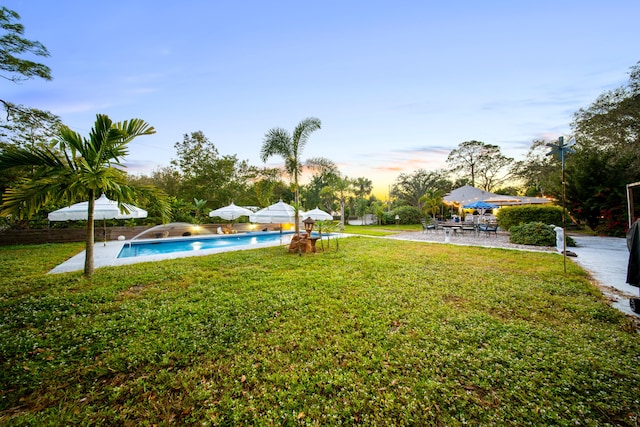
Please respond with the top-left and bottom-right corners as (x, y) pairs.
(509, 222), (557, 246)
(379, 211), (396, 225)
(497, 205), (564, 231)
(393, 205), (422, 224)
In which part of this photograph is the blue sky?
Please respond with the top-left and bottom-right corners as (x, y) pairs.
(4, 1), (639, 198)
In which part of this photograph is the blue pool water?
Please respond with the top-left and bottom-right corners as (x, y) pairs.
(118, 231), (295, 258)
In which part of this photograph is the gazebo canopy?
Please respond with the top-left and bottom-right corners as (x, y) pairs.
(444, 185), (552, 207)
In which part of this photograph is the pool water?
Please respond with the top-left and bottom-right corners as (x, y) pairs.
(118, 231), (294, 258)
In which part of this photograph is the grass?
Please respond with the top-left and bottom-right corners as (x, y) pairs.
(342, 224), (420, 236)
(1, 237), (639, 425)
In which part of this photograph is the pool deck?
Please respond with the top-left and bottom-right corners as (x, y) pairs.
(49, 237), (293, 274)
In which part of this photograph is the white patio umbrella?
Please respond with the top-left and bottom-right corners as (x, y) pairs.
(250, 200), (296, 242)
(48, 193), (147, 244)
(300, 207), (333, 249)
(250, 200), (296, 224)
(300, 207), (333, 221)
(48, 193), (147, 221)
(208, 202), (253, 221)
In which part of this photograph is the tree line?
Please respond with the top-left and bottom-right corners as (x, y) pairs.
(1, 5), (639, 239)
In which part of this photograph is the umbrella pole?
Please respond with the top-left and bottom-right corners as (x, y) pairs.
(103, 219), (107, 246)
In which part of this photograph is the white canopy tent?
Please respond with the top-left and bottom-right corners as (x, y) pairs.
(444, 185), (552, 207)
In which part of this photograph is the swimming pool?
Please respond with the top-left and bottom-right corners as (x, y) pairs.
(118, 231), (295, 258)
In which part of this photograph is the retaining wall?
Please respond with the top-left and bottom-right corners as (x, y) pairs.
(0, 223), (257, 246)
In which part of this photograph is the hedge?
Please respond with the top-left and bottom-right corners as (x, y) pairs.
(496, 205), (564, 231)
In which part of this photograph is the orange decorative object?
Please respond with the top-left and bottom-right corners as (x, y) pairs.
(288, 234), (313, 253)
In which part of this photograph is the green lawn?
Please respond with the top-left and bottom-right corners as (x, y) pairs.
(1, 238), (639, 425)
(342, 224), (420, 236)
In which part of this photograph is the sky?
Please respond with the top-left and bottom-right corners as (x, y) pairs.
(4, 0), (639, 199)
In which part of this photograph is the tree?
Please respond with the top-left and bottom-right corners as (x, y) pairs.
(171, 131), (252, 206)
(511, 139), (560, 197)
(446, 140), (512, 191)
(0, 6), (51, 83)
(566, 60), (640, 235)
(419, 189), (444, 220)
(301, 158), (338, 210)
(0, 103), (60, 150)
(391, 169), (451, 210)
(193, 198), (207, 224)
(129, 166), (183, 198)
(248, 167), (288, 207)
(0, 114), (169, 276)
(317, 183), (338, 215)
(1, 6), (58, 197)
(260, 117), (322, 235)
(573, 60), (640, 173)
(564, 149), (631, 234)
(328, 175), (354, 226)
(370, 200), (387, 225)
(353, 177), (373, 199)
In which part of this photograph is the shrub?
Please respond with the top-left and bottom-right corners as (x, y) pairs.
(379, 211), (396, 225)
(509, 222), (557, 246)
(393, 205), (422, 224)
(497, 205), (564, 231)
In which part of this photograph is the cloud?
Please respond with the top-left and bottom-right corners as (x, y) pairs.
(122, 159), (163, 175)
(344, 145), (451, 176)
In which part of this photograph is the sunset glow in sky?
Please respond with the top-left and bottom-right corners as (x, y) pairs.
(4, 1), (640, 199)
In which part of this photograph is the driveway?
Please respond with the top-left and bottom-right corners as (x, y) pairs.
(569, 234), (639, 318)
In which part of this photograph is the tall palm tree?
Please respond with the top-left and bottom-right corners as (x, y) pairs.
(330, 175), (354, 226)
(0, 114), (169, 276)
(260, 117), (322, 235)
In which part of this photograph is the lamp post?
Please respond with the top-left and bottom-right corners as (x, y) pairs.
(546, 136), (575, 273)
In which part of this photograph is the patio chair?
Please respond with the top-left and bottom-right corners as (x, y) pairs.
(461, 223), (477, 236)
(420, 218), (436, 233)
(478, 223), (498, 237)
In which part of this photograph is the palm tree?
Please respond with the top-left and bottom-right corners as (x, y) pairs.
(330, 175), (354, 226)
(193, 198), (207, 224)
(0, 114), (169, 277)
(260, 117), (322, 236)
(419, 189), (444, 221)
(353, 177), (373, 199)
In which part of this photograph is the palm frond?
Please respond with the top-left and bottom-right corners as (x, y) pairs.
(292, 117), (321, 154)
(0, 145), (67, 170)
(115, 118), (156, 139)
(57, 125), (87, 155)
(88, 114), (114, 157)
(306, 157), (337, 175)
(260, 128), (291, 163)
(131, 184), (172, 223)
(1, 173), (76, 218)
(105, 118), (155, 163)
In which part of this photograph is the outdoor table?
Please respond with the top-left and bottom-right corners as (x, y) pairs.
(440, 223), (462, 235)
